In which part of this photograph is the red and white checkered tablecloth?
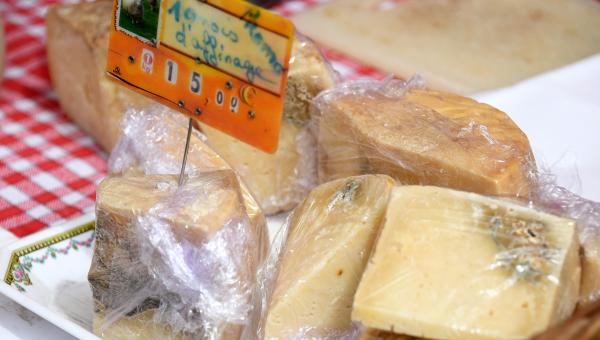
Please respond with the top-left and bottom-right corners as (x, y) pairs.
(0, 0), (384, 237)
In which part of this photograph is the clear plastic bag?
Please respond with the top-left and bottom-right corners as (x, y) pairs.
(91, 171), (262, 339)
(108, 105), (266, 243)
(90, 106), (269, 339)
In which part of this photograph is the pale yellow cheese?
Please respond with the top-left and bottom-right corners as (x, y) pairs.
(201, 38), (336, 215)
(353, 186), (581, 340)
(317, 86), (535, 199)
(93, 311), (185, 340)
(200, 122), (312, 216)
(264, 175), (395, 339)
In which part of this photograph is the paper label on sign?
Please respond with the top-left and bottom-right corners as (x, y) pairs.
(106, 0), (295, 153)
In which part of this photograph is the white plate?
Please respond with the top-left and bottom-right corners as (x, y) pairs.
(0, 212), (288, 339)
(0, 213), (99, 340)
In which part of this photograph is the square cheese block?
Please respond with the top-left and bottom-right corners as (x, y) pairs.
(108, 105), (269, 257)
(316, 81), (535, 199)
(353, 186), (581, 340)
(108, 107), (266, 246)
(264, 175), (395, 339)
(91, 170), (260, 339)
(200, 37), (336, 214)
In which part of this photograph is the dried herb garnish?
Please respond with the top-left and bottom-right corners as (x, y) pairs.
(489, 212), (559, 283)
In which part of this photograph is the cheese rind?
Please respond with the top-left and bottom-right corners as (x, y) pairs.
(352, 186), (581, 340)
(264, 175), (395, 339)
(200, 38), (336, 214)
(316, 81), (534, 198)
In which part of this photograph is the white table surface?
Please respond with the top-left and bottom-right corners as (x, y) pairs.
(0, 55), (598, 339)
(0, 294), (75, 340)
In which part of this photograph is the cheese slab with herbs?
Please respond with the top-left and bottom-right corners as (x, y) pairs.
(353, 186), (581, 340)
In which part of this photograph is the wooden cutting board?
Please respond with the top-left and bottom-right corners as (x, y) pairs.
(293, 0), (600, 94)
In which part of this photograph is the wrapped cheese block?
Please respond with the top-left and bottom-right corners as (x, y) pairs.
(46, 1), (153, 151)
(108, 106), (267, 256)
(90, 170), (264, 339)
(200, 37), (337, 214)
(47, 1), (335, 215)
(315, 77), (535, 199)
(263, 175), (394, 339)
(352, 186), (581, 340)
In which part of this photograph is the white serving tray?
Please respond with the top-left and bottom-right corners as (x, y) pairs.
(0, 213), (99, 340)
(0, 212), (288, 340)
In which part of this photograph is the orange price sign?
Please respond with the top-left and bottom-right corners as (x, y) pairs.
(106, 0), (295, 153)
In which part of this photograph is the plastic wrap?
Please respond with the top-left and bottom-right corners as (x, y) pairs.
(90, 106), (269, 339)
(90, 171), (263, 339)
(352, 185), (580, 340)
(108, 105), (266, 243)
(258, 175), (395, 339)
(199, 35), (339, 215)
(260, 178), (584, 339)
(254, 77), (599, 339)
(532, 171), (600, 306)
(312, 76), (536, 199)
(108, 104), (226, 177)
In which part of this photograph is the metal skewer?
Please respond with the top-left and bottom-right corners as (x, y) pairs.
(178, 118), (193, 186)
